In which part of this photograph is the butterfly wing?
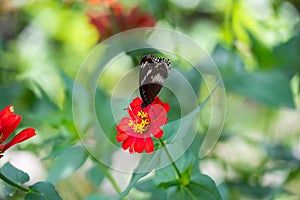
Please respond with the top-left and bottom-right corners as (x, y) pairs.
(139, 55), (171, 108)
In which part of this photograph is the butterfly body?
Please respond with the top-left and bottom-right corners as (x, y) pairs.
(139, 55), (171, 108)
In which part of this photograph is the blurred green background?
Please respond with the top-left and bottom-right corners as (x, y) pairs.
(0, 0), (300, 199)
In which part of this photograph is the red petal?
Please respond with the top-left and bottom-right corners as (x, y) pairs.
(1, 115), (21, 142)
(116, 132), (128, 142)
(151, 97), (170, 112)
(0, 106), (15, 135)
(116, 117), (132, 133)
(121, 6), (156, 32)
(127, 97), (143, 118)
(145, 137), (154, 153)
(121, 136), (134, 151)
(2, 128), (36, 152)
(134, 138), (145, 153)
(151, 116), (168, 127)
(151, 96), (161, 104)
(149, 104), (168, 126)
(162, 103), (170, 112)
(116, 118), (142, 138)
(129, 140), (135, 154)
(0, 105), (14, 119)
(152, 128), (164, 138)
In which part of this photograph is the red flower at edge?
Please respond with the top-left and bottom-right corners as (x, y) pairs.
(116, 97), (170, 154)
(88, 0), (116, 6)
(88, 4), (156, 42)
(0, 105), (36, 158)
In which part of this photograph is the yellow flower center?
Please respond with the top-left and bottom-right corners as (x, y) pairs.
(128, 111), (151, 134)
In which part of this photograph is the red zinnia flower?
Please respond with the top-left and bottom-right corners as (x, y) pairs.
(116, 97), (170, 154)
(88, 4), (156, 42)
(88, 0), (116, 6)
(0, 105), (36, 158)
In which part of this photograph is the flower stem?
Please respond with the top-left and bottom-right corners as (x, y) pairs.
(159, 139), (182, 179)
(0, 172), (29, 192)
(98, 162), (122, 194)
(89, 154), (124, 197)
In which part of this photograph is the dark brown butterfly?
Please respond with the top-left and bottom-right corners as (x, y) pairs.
(139, 55), (171, 108)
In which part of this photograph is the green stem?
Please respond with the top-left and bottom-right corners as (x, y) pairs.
(0, 172), (29, 192)
(89, 155), (124, 197)
(159, 139), (182, 179)
(98, 162), (122, 194)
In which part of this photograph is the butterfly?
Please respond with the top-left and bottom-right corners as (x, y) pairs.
(139, 55), (171, 108)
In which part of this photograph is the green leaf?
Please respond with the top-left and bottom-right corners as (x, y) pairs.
(247, 31), (274, 69)
(47, 145), (88, 184)
(181, 155), (196, 184)
(158, 180), (181, 189)
(85, 194), (112, 200)
(0, 162), (29, 196)
(217, 183), (229, 200)
(118, 171), (148, 200)
(273, 31), (300, 77)
(167, 174), (222, 200)
(139, 0), (170, 19)
(225, 181), (273, 199)
(222, 70), (294, 108)
(213, 44), (295, 108)
(1, 162), (29, 184)
(212, 45), (245, 71)
(154, 152), (194, 187)
(19, 65), (66, 109)
(86, 164), (105, 187)
(152, 152), (221, 200)
(25, 182), (62, 200)
(189, 174), (222, 199)
(266, 144), (298, 162)
(118, 155), (161, 199)
(135, 179), (167, 200)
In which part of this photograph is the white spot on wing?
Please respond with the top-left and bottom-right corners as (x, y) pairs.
(152, 74), (164, 83)
(141, 69), (152, 84)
